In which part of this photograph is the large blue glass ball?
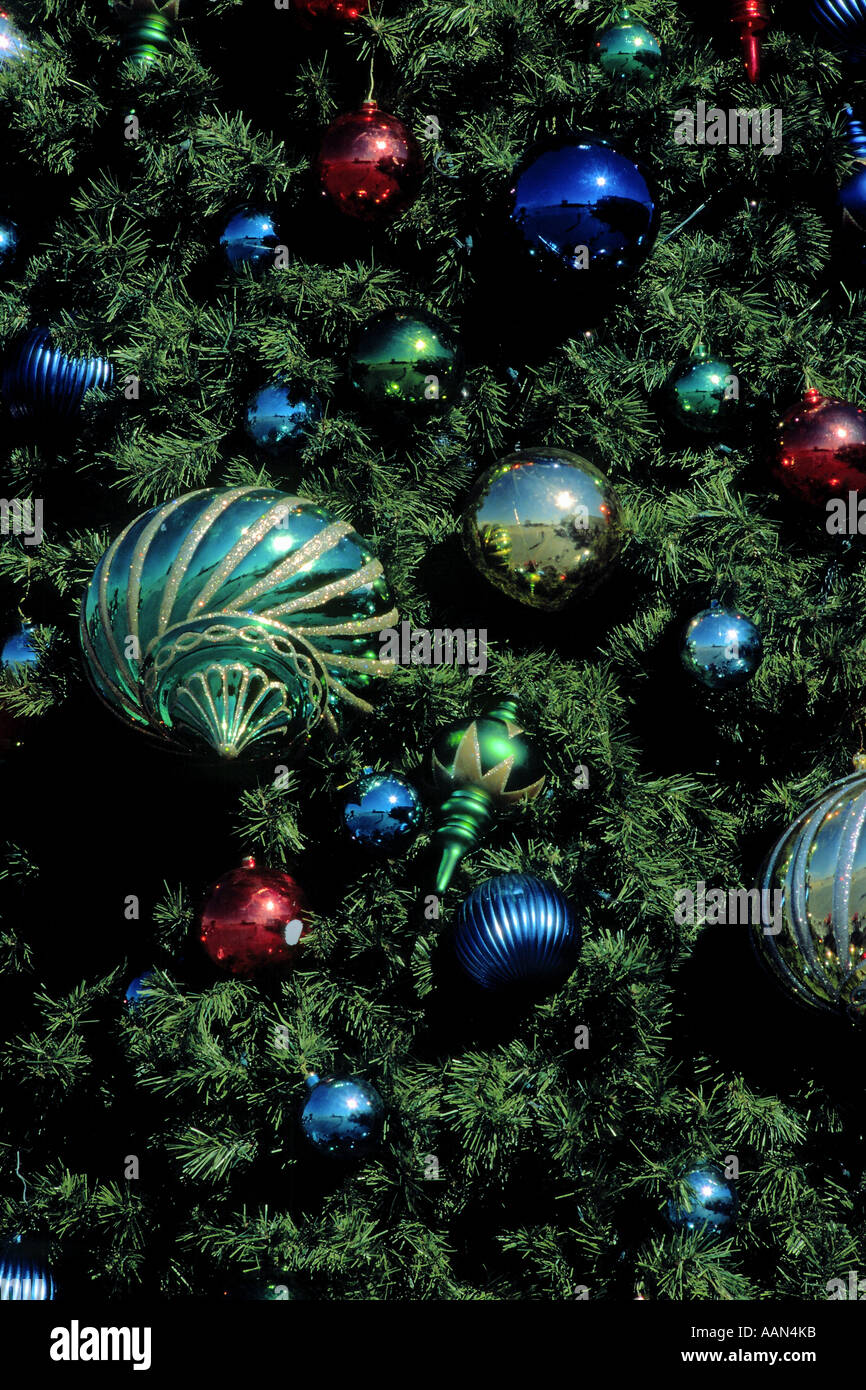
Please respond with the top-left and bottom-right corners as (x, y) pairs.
(813, 0), (866, 56)
(300, 1074), (385, 1159)
(454, 873), (579, 992)
(219, 206), (282, 270)
(243, 382), (322, 457)
(680, 603), (763, 690)
(666, 1162), (739, 1237)
(508, 135), (658, 284)
(342, 768), (423, 855)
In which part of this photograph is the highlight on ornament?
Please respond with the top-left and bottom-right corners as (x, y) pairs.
(772, 388), (866, 510)
(300, 1073), (385, 1159)
(2, 328), (114, 423)
(79, 486), (398, 760)
(349, 307), (463, 410)
(666, 1160), (738, 1237)
(111, 0), (179, 67)
(594, 8), (662, 82)
(199, 856), (310, 976)
(243, 382), (322, 458)
(316, 101), (423, 224)
(680, 602), (763, 690)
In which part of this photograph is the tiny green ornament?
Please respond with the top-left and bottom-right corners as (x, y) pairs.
(594, 8), (662, 82)
(430, 695), (546, 892)
(664, 344), (739, 435)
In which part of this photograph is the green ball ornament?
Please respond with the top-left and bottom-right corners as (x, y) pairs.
(430, 695), (546, 891)
(664, 345), (739, 435)
(79, 487), (398, 760)
(349, 308), (464, 411)
(594, 8), (662, 82)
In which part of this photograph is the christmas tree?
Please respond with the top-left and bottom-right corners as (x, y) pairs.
(2, 0), (866, 1314)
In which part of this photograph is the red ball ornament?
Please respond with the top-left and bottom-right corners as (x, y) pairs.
(316, 100), (423, 224)
(291, 0), (368, 25)
(199, 856), (310, 976)
(772, 388), (866, 509)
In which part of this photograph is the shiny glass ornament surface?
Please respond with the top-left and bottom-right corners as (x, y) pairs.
(594, 8), (662, 81)
(300, 1073), (384, 1159)
(508, 135), (658, 285)
(124, 970), (156, 1012)
(454, 873), (579, 991)
(680, 602), (763, 689)
(730, 0), (769, 82)
(752, 765), (866, 1020)
(1, 328), (113, 422)
(664, 345), (739, 434)
(813, 0), (866, 57)
(349, 308), (463, 409)
(199, 856), (310, 976)
(243, 382), (322, 457)
(0, 9), (30, 63)
(291, 0), (367, 23)
(840, 107), (866, 232)
(0, 216), (19, 269)
(461, 447), (622, 611)
(113, 0), (179, 66)
(316, 101), (423, 224)
(772, 388), (866, 509)
(1, 621), (41, 669)
(0, 1236), (55, 1300)
(342, 768), (423, 854)
(430, 695), (546, 891)
(219, 206), (281, 270)
(667, 1162), (738, 1236)
(79, 486), (397, 760)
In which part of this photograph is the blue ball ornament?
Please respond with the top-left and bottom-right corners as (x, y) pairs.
(1, 621), (42, 670)
(1, 327), (113, 422)
(124, 970), (157, 1013)
(342, 768), (423, 855)
(300, 1073), (385, 1159)
(680, 602), (763, 690)
(0, 1235), (55, 1300)
(0, 11), (30, 64)
(0, 217), (19, 269)
(220, 206), (282, 270)
(666, 1161), (739, 1237)
(454, 873), (579, 992)
(508, 135), (659, 285)
(244, 382), (322, 457)
(813, 0), (866, 56)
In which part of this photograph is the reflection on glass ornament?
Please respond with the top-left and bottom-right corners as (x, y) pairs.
(840, 106), (866, 233)
(243, 383), (322, 457)
(772, 388), (866, 509)
(752, 753), (866, 1021)
(666, 1161), (738, 1236)
(0, 9), (30, 63)
(219, 206), (282, 270)
(730, 0), (769, 82)
(198, 857), (310, 976)
(349, 308), (463, 410)
(1, 621), (43, 669)
(508, 135), (658, 285)
(342, 768), (423, 855)
(594, 8), (662, 82)
(664, 345), (739, 434)
(113, 0), (179, 67)
(0, 217), (18, 269)
(79, 486), (398, 760)
(461, 447), (622, 611)
(316, 102), (423, 224)
(300, 1073), (385, 1159)
(812, 0), (866, 58)
(680, 602), (763, 690)
(124, 970), (157, 1012)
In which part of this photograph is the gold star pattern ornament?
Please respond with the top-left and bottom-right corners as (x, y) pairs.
(429, 695), (546, 892)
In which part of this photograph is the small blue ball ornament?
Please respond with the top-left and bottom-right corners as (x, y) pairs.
(0, 217), (19, 269)
(300, 1073), (385, 1159)
(1, 621), (43, 670)
(508, 135), (658, 286)
(342, 768), (423, 855)
(680, 601), (763, 690)
(0, 1235), (55, 1300)
(1, 328), (113, 422)
(220, 206), (282, 270)
(244, 382), (322, 457)
(124, 970), (156, 1013)
(454, 873), (579, 992)
(666, 1161), (739, 1237)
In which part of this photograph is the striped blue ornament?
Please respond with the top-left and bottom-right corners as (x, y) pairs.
(454, 873), (579, 991)
(813, 0), (866, 56)
(2, 328), (113, 422)
(0, 1236), (55, 1300)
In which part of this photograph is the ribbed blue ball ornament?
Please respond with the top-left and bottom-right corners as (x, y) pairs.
(0, 1236), (55, 1300)
(840, 106), (866, 232)
(2, 328), (113, 422)
(813, 0), (866, 56)
(454, 873), (579, 991)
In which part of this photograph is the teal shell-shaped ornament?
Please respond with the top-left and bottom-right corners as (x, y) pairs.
(79, 487), (398, 759)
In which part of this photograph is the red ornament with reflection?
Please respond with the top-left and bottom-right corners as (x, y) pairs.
(199, 856), (310, 976)
(291, 0), (368, 25)
(316, 101), (423, 224)
(772, 389), (866, 509)
(730, 0), (770, 83)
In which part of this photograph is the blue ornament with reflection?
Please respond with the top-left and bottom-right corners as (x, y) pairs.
(300, 1073), (385, 1159)
(455, 873), (579, 992)
(508, 135), (658, 284)
(244, 382), (322, 457)
(667, 1161), (738, 1237)
(220, 206), (282, 270)
(1, 622), (41, 670)
(0, 217), (19, 269)
(342, 767), (423, 855)
(124, 970), (156, 1013)
(840, 107), (866, 232)
(0, 12), (30, 64)
(0, 1235), (55, 1300)
(680, 602), (763, 690)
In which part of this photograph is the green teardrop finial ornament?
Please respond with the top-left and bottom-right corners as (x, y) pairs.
(429, 695), (546, 892)
(112, 0), (180, 68)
